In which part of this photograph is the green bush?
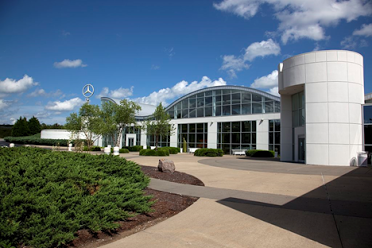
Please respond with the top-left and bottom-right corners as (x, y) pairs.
(245, 149), (274, 157)
(160, 147), (180, 154)
(119, 148), (129, 153)
(4, 135), (86, 147)
(0, 147), (152, 248)
(122, 145), (143, 152)
(139, 149), (169, 156)
(194, 148), (224, 157)
(83, 146), (102, 151)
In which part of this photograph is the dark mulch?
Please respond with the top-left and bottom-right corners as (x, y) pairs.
(66, 165), (202, 248)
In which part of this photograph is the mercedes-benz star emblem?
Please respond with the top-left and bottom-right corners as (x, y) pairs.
(82, 84), (94, 98)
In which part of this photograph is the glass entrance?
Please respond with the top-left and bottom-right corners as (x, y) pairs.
(128, 138), (134, 147)
(298, 137), (305, 162)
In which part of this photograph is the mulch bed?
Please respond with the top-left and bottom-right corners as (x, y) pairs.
(66, 165), (203, 248)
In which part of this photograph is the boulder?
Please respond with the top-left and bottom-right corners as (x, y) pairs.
(158, 159), (175, 173)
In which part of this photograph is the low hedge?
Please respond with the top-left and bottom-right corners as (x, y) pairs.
(4, 135), (87, 147)
(245, 149), (274, 157)
(0, 147), (152, 248)
(160, 147), (180, 154)
(194, 148), (224, 157)
(122, 145), (143, 152)
(119, 148), (129, 153)
(139, 149), (169, 156)
(83, 146), (102, 151)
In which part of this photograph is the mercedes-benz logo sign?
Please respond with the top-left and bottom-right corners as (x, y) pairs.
(82, 84), (94, 98)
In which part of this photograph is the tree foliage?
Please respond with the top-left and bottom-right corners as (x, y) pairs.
(28, 116), (41, 135)
(11, 116), (30, 137)
(143, 103), (175, 149)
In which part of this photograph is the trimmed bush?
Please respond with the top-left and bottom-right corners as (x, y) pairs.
(0, 147), (152, 248)
(119, 148), (129, 153)
(4, 135), (86, 147)
(194, 148), (224, 157)
(160, 147), (180, 154)
(83, 146), (102, 151)
(139, 149), (169, 156)
(245, 149), (274, 157)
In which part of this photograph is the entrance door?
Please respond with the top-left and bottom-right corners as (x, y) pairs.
(298, 137), (305, 162)
(128, 138), (134, 147)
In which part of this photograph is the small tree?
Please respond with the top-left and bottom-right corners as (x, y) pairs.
(143, 103), (175, 150)
(11, 116), (30, 137)
(96, 100), (141, 148)
(28, 116), (41, 135)
(65, 103), (101, 151)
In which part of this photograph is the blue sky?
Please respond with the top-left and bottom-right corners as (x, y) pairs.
(0, 0), (371, 124)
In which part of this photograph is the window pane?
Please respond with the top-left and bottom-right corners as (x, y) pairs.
(216, 95), (222, 105)
(223, 94), (231, 105)
(242, 133), (251, 143)
(214, 90), (221, 96)
(189, 98), (196, 108)
(222, 144), (230, 155)
(177, 111), (181, 119)
(242, 92), (251, 103)
(293, 110), (299, 127)
(189, 108), (196, 118)
(204, 133), (208, 143)
(197, 108), (204, 117)
(274, 102), (280, 112)
(275, 120), (280, 131)
(300, 109), (305, 126)
(292, 94), (299, 110)
(232, 133), (240, 143)
(252, 121), (256, 132)
(197, 98), (204, 107)
(182, 99), (188, 109)
(182, 124), (187, 133)
(217, 123), (221, 132)
(182, 109), (188, 118)
(364, 106), (372, 124)
(242, 104), (251, 114)
(197, 93), (204, 98)
(223, 89), (231, 95)
(242, 121), (251, 132)
(168, 110), (174, 119)
(269, 133), (274, 144)
(231, 93), (240, 104)
(252, 94), (262, 102)
(222, 122), (230, 132)
(205, 91), (212, 96)
(269, 120), (274, 132)
(252, 133), (256, 144)
(265, 101), (274, 113)
(197, 123), (203, 133)
(205, 107), (212, 117)
(216, 106), (221, 116)
(232, 122), (240, 132)
(197, 134), (204, 143)
(222, 133), (230, 143)
(223, 105), (231, 116)
(205, 97), (212, 107)
(275, 132), (280, 144)
(252, 102), (262, 113)
(189, 124), (195, 133)
(232, 104), (241, 115)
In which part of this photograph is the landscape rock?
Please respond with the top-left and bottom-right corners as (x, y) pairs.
(158, 159), (175, 173)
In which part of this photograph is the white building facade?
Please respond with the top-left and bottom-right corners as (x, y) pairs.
(278, 50), (364, 166)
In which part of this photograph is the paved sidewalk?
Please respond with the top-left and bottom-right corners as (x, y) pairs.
(101, 154), (372, 248)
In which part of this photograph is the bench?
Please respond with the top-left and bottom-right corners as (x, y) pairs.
(188, 148), (199, 153)
(232, 149), (246, 155)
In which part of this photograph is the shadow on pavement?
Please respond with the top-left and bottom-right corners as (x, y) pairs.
(217, 167), (372, 248)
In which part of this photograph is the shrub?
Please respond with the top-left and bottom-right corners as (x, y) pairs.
(194, 148), (224, 157)
(0, 147), (152, 248)
(119, 148), (129, 153)
(245, 149), (274, 157)
(160, 147), (180, 154)
(4, 135), (86, 147)
(139, 149), (169, 156)
(83, 146), (101, 151)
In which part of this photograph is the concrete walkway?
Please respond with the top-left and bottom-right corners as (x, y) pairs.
(101, 153), (372, 248)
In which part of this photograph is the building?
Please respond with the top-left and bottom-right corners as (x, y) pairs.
(41, 49), (368, 166)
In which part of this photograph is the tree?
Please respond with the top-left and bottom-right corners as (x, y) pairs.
(11, 116), (30, 137)
(28, 116), (41, 135)
(65, 103), (101, 151)
(95, 99), (141, 148)
(143, 103), (175, 149)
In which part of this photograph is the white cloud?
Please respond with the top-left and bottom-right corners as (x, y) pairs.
(214, 0), (372, 44)
(250, 70), (278, 89)
(244, 39), (281, 61)
(96, 86), (134, 99)
(54, 59), (87, 68)
(220, 55), (250, 78)
(45, 97), (84, 111)
(269, 86), (279, 97)
(0, 99), (10, 110)
(151, 65), (160, 70)
(353, 23), (372, 37)
(0, 75), (38, 94)
(341, 36), (358, 49)
(28, 89), (64, 98)
(220, 39), (280, 78)
(134, 76), (227, 106)
(62, 30), (71, 36)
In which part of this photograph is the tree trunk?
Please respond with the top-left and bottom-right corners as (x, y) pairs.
(116, 127), (122, 148)
(155, 134), (158, 150)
